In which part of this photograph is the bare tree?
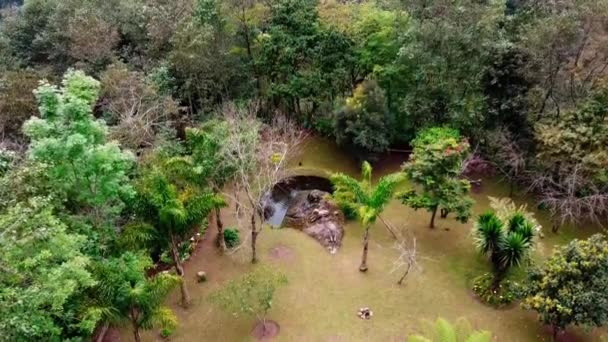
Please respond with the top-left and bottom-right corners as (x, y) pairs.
(529, 164), (608, 232)
(391, 234), (421, 286)
(486, 128), (526, 197)
(220, 103), (305, 263)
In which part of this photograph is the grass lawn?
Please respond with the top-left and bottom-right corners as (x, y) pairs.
(124, 138), (604, 341)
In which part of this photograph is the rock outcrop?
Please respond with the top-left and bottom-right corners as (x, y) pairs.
(284, 190), (344, 254)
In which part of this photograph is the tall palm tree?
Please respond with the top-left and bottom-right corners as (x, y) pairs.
(131, 169), (223, 307)
(408, 317), (492, 342)
(473, 211), (535, 289)
(331, 161), (404, 272)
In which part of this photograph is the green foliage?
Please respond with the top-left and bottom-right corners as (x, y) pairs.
(91, 252), (179, 338)
(400, 127), (473, 227)
(209, 266), (287, 321)
(333, 79), (392, 153)
(407, 317), (492, 342)
(0, 198), (96, 340)
(521, 234), (608, 332)
(535, 83), (608, 180)
(23, 70), (134, 224)
(471, 273), (519, 307)
(331, 161), (404, 227)
(473, 210), (535, 291)
(223, 227), (240, 248)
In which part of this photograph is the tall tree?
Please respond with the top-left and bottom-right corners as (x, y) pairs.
(23, 70), (134, 225)
(0, 198), (96, 340)
(331, 161), (404, 272)
(400, 127), (473, 228)
(130, 168), (221, 307)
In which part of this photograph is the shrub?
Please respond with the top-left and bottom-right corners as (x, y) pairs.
(223, 227), (240, 248)
(472, 272), (519, 307)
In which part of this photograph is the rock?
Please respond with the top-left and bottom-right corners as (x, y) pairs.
(284, 190), (345, 254)
(196, 271), (207, 283)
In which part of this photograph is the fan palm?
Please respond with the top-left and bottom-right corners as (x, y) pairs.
(473, 211), (535, 289)
(408, 317), (492, 342)
(331, 161), (404, 272)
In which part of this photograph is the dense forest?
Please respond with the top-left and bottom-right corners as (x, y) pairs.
(1, 0), (607, 341)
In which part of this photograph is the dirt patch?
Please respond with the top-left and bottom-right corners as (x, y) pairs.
(251, 320), (280, 340)
(269, 244), (294, 262)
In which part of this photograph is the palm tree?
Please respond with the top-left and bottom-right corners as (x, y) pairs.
(88, 252), (180, 342)
(473, 211), (535, 289)
(408, 317), (492, 342)
(131, 169), (223, 307)
(331, 161), (404, 272)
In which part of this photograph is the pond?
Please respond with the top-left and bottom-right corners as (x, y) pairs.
(123, 136), (605, 342)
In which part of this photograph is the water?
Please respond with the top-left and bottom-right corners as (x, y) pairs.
(262, 175), (334, 227)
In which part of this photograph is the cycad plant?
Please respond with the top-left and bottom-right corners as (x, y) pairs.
(331, 161), (404, 272)
(408, 317), (492, 342)
(473, 211), (535, 290)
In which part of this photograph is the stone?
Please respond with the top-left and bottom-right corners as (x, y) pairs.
(196, 271), (207, 283)
(284, 190), (345, 254)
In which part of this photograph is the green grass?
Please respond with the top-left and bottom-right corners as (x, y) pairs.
(124, 138), (605, 341)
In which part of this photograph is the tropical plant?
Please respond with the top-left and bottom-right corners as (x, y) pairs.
(473, 210), (535, 291)
(331, 161), (404, 272)
(90, 252), (180, 342)
(408, 317), (492, 342)
(209, 266), (287, 332)
(521, 234), (608, 340)
(127, 167), (222, 307)
(223, 227), (240, 248)
(400, 127), (473, 228)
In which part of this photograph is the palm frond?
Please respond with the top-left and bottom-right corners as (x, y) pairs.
(361, 161), (372, 187)
(507, 213), (526, 233)
(118, 221), (158, 251)
(151, 306), (178, 331)
(433, 317), (458, 342)
(369, 173), (405, 210)
(330, 173), (368, 204)
(465, 331), (492, 342)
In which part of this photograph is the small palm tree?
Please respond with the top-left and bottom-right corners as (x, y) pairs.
(408, 317), (492, 342)
(331, 161), (404, 272)
(473, 211), (535, 289)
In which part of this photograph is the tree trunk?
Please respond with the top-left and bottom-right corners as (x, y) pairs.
(95, 322), (109, 342)
(429, 206), (438, 228)
(359, 225), (370, 272)
(397, 263), (411, 285)
(440, 208), (449, 218)
(171, 238), (190, 307)
(552, 326), (564, 342)
(251, 212), (258, 264)
(132, 323), (141, 342)
(552, 221), (560, 233)
(216, 208), (226, 253)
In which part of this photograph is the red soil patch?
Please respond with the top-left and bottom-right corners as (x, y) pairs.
(268, 244), (295, 261)
(251, 320), (280, 340)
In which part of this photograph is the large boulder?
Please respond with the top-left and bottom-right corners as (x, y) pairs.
(284, 190), (344, 254)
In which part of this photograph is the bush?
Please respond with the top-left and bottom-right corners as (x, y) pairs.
(223, 228), (240, 248)
(160, 327), (174, 338)
(472, 273), (519, 307)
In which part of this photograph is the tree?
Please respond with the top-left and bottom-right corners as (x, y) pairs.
(521, 234), (608, 340)
(400, 127), (473, 228)
(23, 70), (134, 225)
(0, 69), (45, 143)
(408, 317), (492, 342)
(89, 252), (179, 342)
(183, 120), (234, 252)
(221, 103), (303, 263)
(0, 198), (97, 340)
(333, 79), (392, 154)
(331, 161), (404, 272)
(130, 167), (221, 307)
(473, 210), (535, 290)
(209, 266), (287, 337)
